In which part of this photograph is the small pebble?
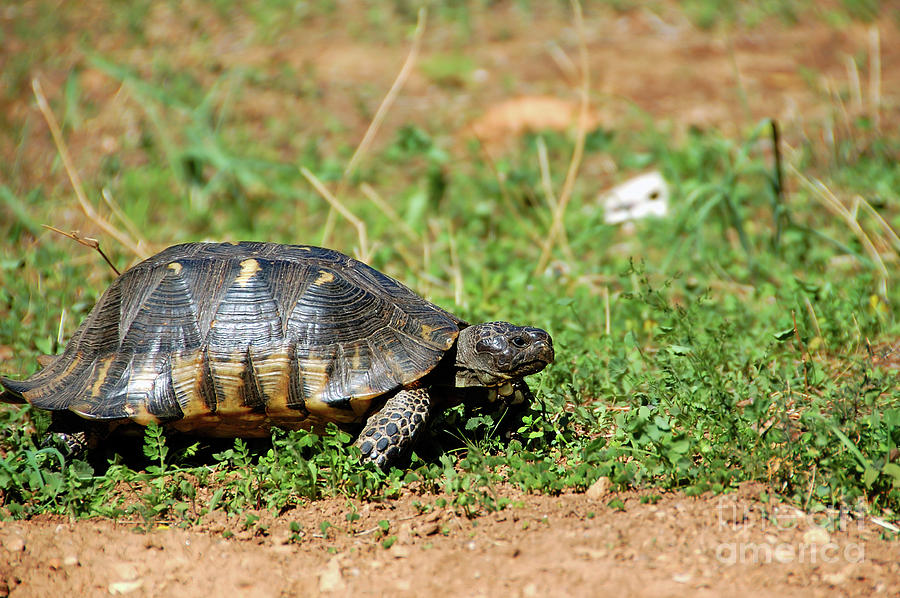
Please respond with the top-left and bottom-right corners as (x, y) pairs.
(802, 527), (830, 545)
(3, 537), (25, 552)
(109, 580), (143, 595)
(586, 477), (611, 500)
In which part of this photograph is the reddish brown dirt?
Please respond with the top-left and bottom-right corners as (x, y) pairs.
(2, 3), (900, 597)
(1, 484), (897, 597)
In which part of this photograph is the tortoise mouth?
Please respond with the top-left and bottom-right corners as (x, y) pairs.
(483, 380), (533, 405)
(516, 358), (553, 376)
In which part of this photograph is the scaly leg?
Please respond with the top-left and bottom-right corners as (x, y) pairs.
(43, 411), (108, 458)
(355, 388), (432, 470)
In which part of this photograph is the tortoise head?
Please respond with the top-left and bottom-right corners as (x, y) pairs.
(454, 322), (554, 395)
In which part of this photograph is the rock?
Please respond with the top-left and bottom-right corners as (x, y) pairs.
(586, 477), (611, 500)
(2, 536), (25, 552)
(108, 580), (143, 595)
(822, 564), (855, 585)
(112, 562), (139, 581)
(672, 573), (692, 584)
(574, 546), (607, 560)
(418, 522), (441, 536)
(318, 557), (345, 593)
(397, 523), (413, 545)
(802, 527), (830, 545)
(391, 545), (410, 559)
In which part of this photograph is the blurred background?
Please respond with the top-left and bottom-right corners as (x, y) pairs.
(1, 1), (899, 513)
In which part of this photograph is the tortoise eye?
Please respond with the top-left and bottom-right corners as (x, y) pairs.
(511, 336), (527, 348)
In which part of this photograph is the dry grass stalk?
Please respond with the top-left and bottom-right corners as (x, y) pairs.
(545, 41), (578, 85)
(300, 167), (370, 261)
(868, 26), (881, 131)
(319, 207), (338, 249)
(471, 131), (544, 246)
(844, 54), (863, 113)
(359, 183), (420, 243)
(101, 188), (149, 253)
(856, 196), (900, 253)
(536, 136), (558, 211)
(55, 307), (68, 350)
(536, 136), (574, 262)
(445, 220), (465, 308)
(318, 8), (425, 258)
(790, 164), (893, 296)
(534, 0), (590, 276)
(342, 7), (427, 182)
(803, 296), (824, 347)
(603, 285), (610, 336)
(32, 77), (146, 259)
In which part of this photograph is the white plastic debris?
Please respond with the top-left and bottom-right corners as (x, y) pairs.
(600, 171), (669, 225)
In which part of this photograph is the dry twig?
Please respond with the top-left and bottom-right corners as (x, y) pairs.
(42, 225), (121, 275)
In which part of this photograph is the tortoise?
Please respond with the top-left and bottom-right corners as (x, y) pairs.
(1, 242), (554, 469)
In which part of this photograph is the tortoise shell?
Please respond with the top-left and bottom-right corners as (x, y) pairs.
(1, 242), (465, 436)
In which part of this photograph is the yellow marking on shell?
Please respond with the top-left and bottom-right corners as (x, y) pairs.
(254, 350), (294, 419)
(69, 402), (98, 418)
(170, 351), (212, 419)
(419, 322), (454, 348)
(349, 396), (372, 417)
(352, 347), (364, 370)
(56, 352), (89, 382)
(208, 350), (251, 415)
(314, 270), (335, 285)
(115, 361), (167, 425)
(171, 413), (270, 437)
(118, 397), (161, 426)
(297, 357), (360, 423)
(89, 355), (115, 397)
(296, 357), (328, 399)
(167, 261), (183, 275)
(127, 362), (162, 396)
(169, 412), (322, 437)
(235, 258), (261, 287)
(36, 354), (57, 368)
(23, 351), (88, 403)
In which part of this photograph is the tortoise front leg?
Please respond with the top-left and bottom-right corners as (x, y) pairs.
(43, 411), (111, 458)
(355, 388), (432, 470)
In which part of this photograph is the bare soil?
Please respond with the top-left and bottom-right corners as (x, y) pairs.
(1, 483), (897, 597)
(2, 3), (899, 597)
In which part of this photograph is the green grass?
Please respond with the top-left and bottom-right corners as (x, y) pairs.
(1, 2), (899, 530)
